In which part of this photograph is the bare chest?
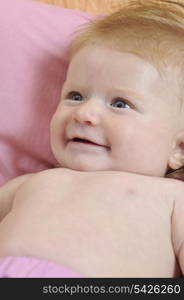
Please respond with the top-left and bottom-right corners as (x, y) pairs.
(0, 170), (179, 277)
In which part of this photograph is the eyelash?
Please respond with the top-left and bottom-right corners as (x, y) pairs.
(110, 98), (131, 109)
(67, 91), (83, 101)
(66, 91), (132, 109)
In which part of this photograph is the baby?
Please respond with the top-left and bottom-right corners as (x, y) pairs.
(0, 0), (184, 278)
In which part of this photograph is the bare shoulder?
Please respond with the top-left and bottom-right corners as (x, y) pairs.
(158, 177), (184, 210)
(10, 168), (80, 211)
(14, 168), (76, 192)
(166, 178), (184, 204)
(0, 173), (35, 221)
(168, 178), (184, 259)
(162, 177), (184, 194)
(169, 179), (184, 274)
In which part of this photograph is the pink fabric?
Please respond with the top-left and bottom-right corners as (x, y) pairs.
(0, 0), (93, 186)
(0, 256), (83, 278)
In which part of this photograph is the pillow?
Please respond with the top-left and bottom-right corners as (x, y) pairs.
(0, 0), (93, 185)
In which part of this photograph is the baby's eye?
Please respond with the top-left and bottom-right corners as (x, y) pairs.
(67, 91), (83, 101)
(111, 98), (131, 109)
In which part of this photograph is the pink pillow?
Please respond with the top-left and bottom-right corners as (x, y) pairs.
(0, 0), (93, 185)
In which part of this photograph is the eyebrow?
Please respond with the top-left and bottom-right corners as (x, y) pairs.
(62, 81), (85, 91)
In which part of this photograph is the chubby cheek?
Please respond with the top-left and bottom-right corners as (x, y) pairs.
(50, 112), (65, 152)
(50, 114), (67, 167)
(51, 106), (70, 136)
(110, 121), (172, 175)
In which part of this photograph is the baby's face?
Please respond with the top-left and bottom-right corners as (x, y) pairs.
(50, 45), (180, 176)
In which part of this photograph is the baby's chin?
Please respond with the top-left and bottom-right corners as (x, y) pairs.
(62, 164), (107, 172)
(58, 160), (111, 172)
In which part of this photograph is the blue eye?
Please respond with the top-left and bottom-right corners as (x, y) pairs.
(111, 98), (130, 109)
(67, 91), (83, 101)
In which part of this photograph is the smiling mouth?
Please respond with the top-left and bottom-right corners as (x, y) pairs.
(69, 138), (110, 149)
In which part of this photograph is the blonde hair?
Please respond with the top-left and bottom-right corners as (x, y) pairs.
(71, 0), (184, 65)
(70, 0), (184, 104)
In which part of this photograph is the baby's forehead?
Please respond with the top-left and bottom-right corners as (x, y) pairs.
(70, 44), (159, 76)
(68, 45), (165, 92)
(70, 40), (167, 82)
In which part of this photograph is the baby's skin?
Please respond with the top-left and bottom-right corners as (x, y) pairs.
(0, 168), (183, 277)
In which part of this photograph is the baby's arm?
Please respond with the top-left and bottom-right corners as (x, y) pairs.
(0, 174), (34, 222)
(171, 182), (184, 274)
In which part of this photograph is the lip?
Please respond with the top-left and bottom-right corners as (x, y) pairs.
(67, 137), (110, 150)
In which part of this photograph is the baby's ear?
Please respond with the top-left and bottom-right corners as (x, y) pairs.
(168, 133), (184, 170)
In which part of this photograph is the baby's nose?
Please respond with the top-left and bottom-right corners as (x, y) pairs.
(72, 100), (101, 126)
